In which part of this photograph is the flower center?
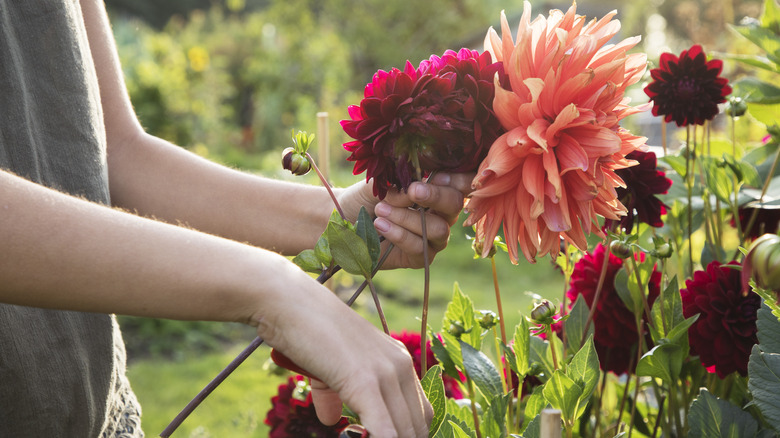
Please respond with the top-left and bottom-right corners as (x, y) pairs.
(675, 77), (698, 99)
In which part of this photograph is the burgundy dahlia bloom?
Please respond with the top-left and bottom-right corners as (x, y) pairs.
(341, 48), (506, 199)
(644, 45), (732, 127)
(392, 330), (464, 399)
(681, 261), (760, 378)
(265, 375), (349, 438)
(732, 207), (780, 240)
(566, 243), (660, 375)
(606, 150), (672, 233)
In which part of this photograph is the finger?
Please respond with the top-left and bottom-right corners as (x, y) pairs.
(374, 215), (448, 256)
(374, 202), (450, 248)
(310, 379), (346, 426)
(428, 172), (476, 195)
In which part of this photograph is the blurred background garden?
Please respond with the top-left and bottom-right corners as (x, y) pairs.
(105, 0), (770, 435)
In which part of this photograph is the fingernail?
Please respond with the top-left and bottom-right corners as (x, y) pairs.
(374, 218), (391, 232)
(375, 202), (392, 217)
(412, 183), (430, 200)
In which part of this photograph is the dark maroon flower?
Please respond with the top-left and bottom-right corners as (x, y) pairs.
(644, 45), (732, 127)
(341, 48), (506, 199)
(565, 243), (661, 375)
(682, 261), (760, 378)
(732, 207), (780, 240)
(606, 150), (672, 233)
(265, 375), (349, 438)
(392, 330), (464, 399)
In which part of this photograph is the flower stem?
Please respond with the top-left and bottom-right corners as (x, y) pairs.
(491, 256), (508, 347)
(307, 152), (346, 221)
(685, 127), (694, 276)
(545, 325), (559, 371)
(581, 236), (612, 348)
(467, 377), (483, 438)
(367, 277), (389, 334)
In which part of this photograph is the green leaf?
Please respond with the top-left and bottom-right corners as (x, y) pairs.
(354, 206), (380, 271)
(313, 234), (331, 266)
(513, 318), (531, 377)
(460, 340), (503, 400)
(650, 276), (684, 339)
(747, 103), (780, 127)
(440, 284), (483, 371)
(757, 304), (780, 353)
(665, 314), (699, 346)
(748, 345), (780, 432)
(542, 370), (583, 426)
(481, 393), (511, 438)
(522, 413), (541, 438)
(566, 336), (599, 417)
(430, 334), (460, 380)
(702, 157), (735, 204)
(731, 24), (780, 66)
(292, 249), (323, 273)
(421, 366), (446, 438)
(449, 420), (472, 438)
(734, 77), (780, 105)
(662, 155), (689, 179)
(326, 220), (372, 277)
(522, 386), (546, 433)
(636, 343), (682, 383)
(563, 294), (593, 357)
(687, 388), (761, 437)
(529, 335), (555, 382)
(614, 269), (638, 317)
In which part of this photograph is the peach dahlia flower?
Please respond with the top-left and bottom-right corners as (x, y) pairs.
(464, 2), (649, 263)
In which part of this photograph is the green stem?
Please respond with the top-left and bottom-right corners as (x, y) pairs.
(306, 152), (346, 220)
(467, 377), (483, 438)
(366, 278), (389, 334)
(412, 157), (432, 374)
(491, 256), (508, 347)
(581, 235), (612, 348)
(546, 325), (559, 371)
(685, 127), (694, 276)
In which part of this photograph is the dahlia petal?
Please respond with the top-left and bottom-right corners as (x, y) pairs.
(557, 133), (589, 174)
(494, 80), (523, 129)
(523, 156), (546, 219)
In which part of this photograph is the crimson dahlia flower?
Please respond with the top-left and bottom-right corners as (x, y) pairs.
(733, 207), (780, 240)
(566, 243), (660, 375)
(682, 261), (760, 378)
(392, 330), (464, 399)
(606, 150), (672, 232)
(341, 48), (505, 199)
(265, 375), (349, 437)
(464, 2), (649, 263)
(644, 44), (732, 127)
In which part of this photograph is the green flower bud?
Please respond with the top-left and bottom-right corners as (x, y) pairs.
(478, 310), (498, 330)
(651, 237), (673, 259)
(530, 299), (557, 325)
(609, 240), (632, 259)
(281, 147), (311, 175)
(447, 320), (468, 338)
(472, 237), (497, 259)
(727, 96), (747, 118)
(748, 234), (780, 292)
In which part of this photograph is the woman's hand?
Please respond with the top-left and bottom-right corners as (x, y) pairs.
(337, 172), (475, 269)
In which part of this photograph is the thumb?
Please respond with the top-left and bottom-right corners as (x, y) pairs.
(310, 378), (346, 426)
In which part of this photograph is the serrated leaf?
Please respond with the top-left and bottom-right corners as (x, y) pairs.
(292, 249), (323, 273)
(421, 366), (446, 438)
(430, 334), (460, 380)
(529, 336), (555, 382)
(522, 413), (541, 438)
(566, 336), (599, 416)
(688, 388), (761, 437)
(355, 206), (380, 271)
(481, 393), (511, 438)
(542, 370), (582, 426)
(326, 221), (372, 276)
(449, 420), (472, 438)
(748, 345), (780, 432)
(513, 318), (531, 377)
(563, 294), (593, 357)
(460, 340), (503, 400)
(440, 284), (483, 371)
(757, 304), (780, 353)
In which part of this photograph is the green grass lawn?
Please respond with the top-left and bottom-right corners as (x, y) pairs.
(126, 216), (567, 437)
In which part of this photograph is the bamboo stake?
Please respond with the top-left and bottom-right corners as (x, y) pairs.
(541, 409), (562, 438)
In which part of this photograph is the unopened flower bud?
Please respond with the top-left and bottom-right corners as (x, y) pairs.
(447, 320), (468, 338)
(727, 96), (747, 118)
(651, 238), (673, 259)
(281, 147), (311, 175)
(530, 299), (557, 325)
(746, 234), (780, 292)
(610, 240), (632, 259)
(472, 237), (497, 259)
(478, 310), (498, 330)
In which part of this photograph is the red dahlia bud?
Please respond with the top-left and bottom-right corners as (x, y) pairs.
(281, 147), (311, 175)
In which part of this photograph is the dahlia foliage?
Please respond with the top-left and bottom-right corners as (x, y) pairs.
(464, 1), (649, 264)
(341, 48), (506, 199)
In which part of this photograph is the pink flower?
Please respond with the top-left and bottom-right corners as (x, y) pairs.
(391, 330), (464, 399)
(464, 2), (649, 263)
(341, 49), (505, 199)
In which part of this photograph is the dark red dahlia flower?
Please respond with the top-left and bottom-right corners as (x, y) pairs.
(606, 150), (672, 233)
(644, 45), (732, 127)
(392, 330), (464, 399)
(265, 375), (349, 438)
(732, 206), (780, 240)
(566, 243), (660, 375)
(341, 48), (506, 199)
(681, 261), (760, 378)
